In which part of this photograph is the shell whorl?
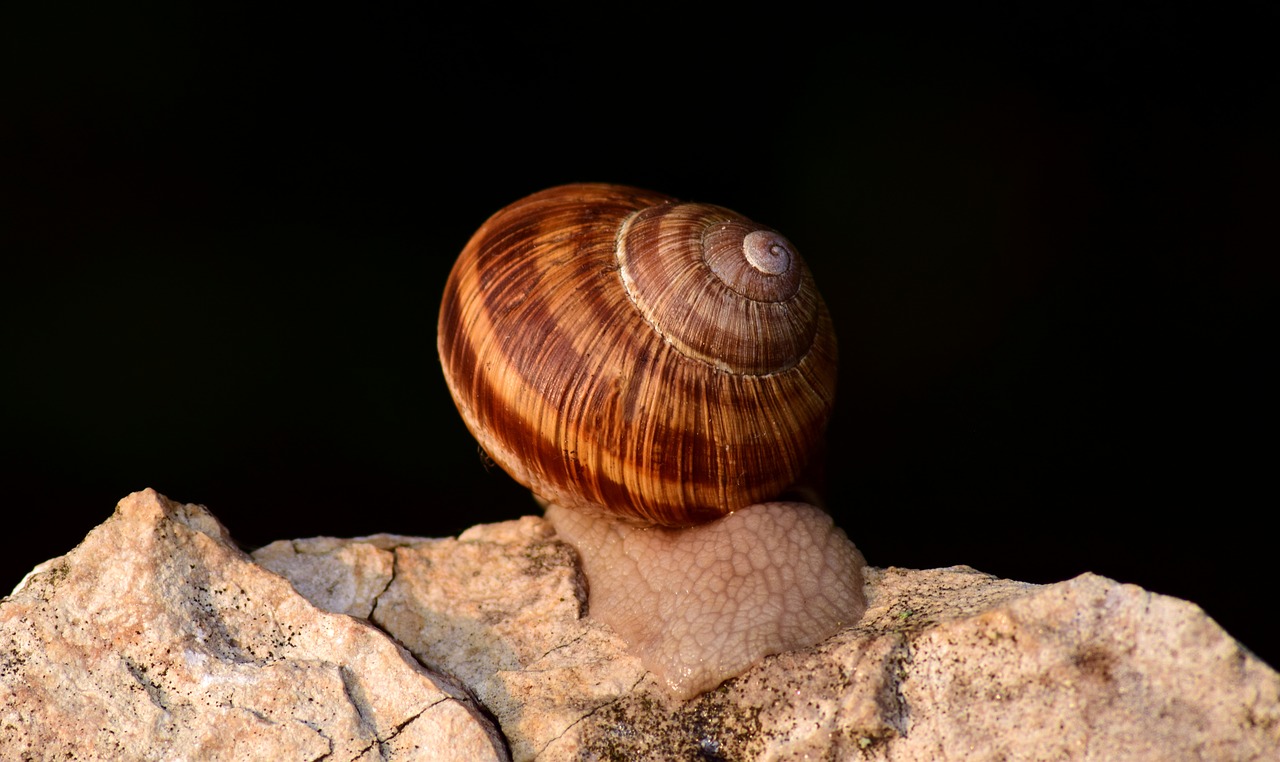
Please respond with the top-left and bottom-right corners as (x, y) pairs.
(437, 183), (838, 527)
(616, 200), (819, 374)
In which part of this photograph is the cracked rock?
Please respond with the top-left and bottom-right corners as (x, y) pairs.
(258, 519), (1280, 761)
(0, 489), (508, 762)
(257, 515), (633, 762)
(5, 490), (1279, 761)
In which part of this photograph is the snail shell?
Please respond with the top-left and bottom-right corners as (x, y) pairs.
(437, 183), (838, 526)
(438, 183), (864, 699)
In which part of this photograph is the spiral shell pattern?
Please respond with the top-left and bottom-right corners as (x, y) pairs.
(437, 183), (838, 526)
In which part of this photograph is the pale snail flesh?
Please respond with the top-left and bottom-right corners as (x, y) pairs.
(437, 183), (866, 699)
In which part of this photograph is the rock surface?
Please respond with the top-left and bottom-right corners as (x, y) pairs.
(5, 490), (1279, 761)
(0, 489), (508, 762)
(259, 521), (1280, 761)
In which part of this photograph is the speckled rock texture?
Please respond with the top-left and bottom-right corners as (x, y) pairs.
(0, 489), (508, 762)
(5, 490), (1279, 761)
(259, 520), (1280, 761)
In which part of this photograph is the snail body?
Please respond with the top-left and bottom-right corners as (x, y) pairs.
(438, 183), (866, 699)
(542, 500), (865, 699)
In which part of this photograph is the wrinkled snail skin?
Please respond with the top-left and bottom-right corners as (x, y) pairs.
(543, 502), (866, 699)
(437, 183), (867, 699)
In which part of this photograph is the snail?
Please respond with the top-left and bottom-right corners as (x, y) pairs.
(437, 183), (867, 699)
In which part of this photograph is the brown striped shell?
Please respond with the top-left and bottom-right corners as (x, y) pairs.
(437, 183), (838, 527)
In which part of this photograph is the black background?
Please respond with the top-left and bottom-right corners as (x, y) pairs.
(2, 6), (1275, 668)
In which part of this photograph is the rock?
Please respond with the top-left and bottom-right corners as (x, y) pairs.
(257, 515), (638, 762)
(0, 489), (508, 762)
(256, 518), (1280, 762)
(5, 491), (1279, 761)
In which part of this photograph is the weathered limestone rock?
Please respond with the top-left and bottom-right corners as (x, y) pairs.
(0, 489), (508, 762)
(6, 490), (1279, 761)
(259, 518), (1280, 762)
(259, 517), (646, 761)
